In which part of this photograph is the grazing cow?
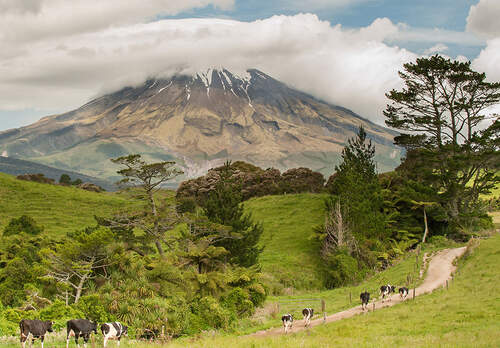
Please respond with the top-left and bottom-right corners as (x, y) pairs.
(19, 319), (53, 348)
(281, 314), (293, 334)
(360, 291), (370, 311)
(302, 308), (314, 327)
(66, 319), (98, 348)
(399, 287), (409, 300)
(380, 284), (396, 302)
(101, 322), (128, 347)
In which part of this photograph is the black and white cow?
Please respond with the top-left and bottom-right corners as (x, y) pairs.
(66, 319), (98, 348)
(360, 291), (370, 311)
(19, 319), (53, 348)
(302, 308), (314, 327)
(101, 322), (128, 347)
(281, 314), (293, 334)
(380, 284), (396, 302)
(399, 287), (409, 300)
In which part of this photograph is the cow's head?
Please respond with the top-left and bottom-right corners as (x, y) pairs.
(45, 321), (54, 333)
(122, 325), (128, 337)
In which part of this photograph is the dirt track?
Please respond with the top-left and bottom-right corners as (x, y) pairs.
(251, 246), (466, 337)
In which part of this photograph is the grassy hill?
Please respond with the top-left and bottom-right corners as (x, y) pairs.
(0, 172), (327, 284)
(137, 234), (500, 347)
(244, 193), (328, 290)
(0, 156), (114, 191)
(0, 172), (141, 236)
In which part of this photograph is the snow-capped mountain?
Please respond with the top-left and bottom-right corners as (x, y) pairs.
(0, 68), (401, 181)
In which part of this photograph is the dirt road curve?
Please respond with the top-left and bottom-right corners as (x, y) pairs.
(251, 247), (466, 337)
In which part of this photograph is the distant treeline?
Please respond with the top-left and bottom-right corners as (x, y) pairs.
(176, 161), (326, 204)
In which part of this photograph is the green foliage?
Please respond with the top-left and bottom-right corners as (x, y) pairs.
(385, 55), (500, 234)
(75, 294), (111, 323)
(192, 296), (233, 330)
(203, 162), (264, 267)
(2, 215), (43, 236)
(323, 249), (366, 288)
(176, 197), (197, 214)
(222, 287), (254, 317)
(59, 174), (71, 185)
(320, 126), (390, 286)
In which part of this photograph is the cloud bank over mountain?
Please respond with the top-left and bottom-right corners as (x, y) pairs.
(0, 0), (498, 127)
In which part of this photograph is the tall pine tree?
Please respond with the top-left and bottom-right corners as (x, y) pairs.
(330, 126), (387, 242)
(384, 55), (500, 230)
(203, 162), (263, 267)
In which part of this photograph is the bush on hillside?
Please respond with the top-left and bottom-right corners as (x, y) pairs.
(176, 161), (325, 203)
(16, 173), (55, 184)
(59, 174), (71, 185)
(2, 215), (44, 236)
(280, 167), (325, 193)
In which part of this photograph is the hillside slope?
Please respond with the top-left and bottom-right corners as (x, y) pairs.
(0, 172), (139, 235)
(159, 234), (500, 348)
(0, 156), (114, 190)
(244, 193), (328, 290)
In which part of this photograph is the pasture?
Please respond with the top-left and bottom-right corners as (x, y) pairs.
(0, 172), (146, 236)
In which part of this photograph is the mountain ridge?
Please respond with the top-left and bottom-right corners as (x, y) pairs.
(0, 68), (401, 181)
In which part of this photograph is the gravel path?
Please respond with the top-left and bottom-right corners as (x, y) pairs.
(251, 247), (466, 337)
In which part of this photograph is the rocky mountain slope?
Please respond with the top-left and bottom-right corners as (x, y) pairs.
(0, 69), (401, 181)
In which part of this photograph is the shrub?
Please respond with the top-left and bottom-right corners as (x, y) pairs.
(176, 197), (197, 214)
(192, 296), (233, 330)
(59, 174), (71, 185)
(222, 288), (254, 317)
(3, 215), (44, 236)
(76, 294), (111, 323)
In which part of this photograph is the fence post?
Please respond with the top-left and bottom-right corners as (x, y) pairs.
(372, 302), (375, 311)
(321, 299), (326, 322)
(446, 280), (448, 290)
(91, 331), (95, 348)
(413, 287), (416, 300)
(349, 292), (352, 304)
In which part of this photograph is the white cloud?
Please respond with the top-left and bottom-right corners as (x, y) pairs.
(466, 0), (500, 38)
(0, 0), (234, 44)
(473, 38), (500, 82)
(0, 14), (418, 125)
(467, 1), (500, 89)
(423, 43), (448, 55)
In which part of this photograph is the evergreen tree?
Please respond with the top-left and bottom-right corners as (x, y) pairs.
(384, 55), (500, 230)
(203, 162), (263, 267)
(110, 154), (183, 256)
(59, 174), (71, 185)
(330, 126), (387, 242)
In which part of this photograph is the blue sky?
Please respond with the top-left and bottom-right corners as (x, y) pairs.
(165, 0), (484, 57)
(1, 0), (498, 131)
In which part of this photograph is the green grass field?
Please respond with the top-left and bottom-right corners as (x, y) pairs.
(244, 193), (328, 290)
(0, 172), (142, 236)
(2, 235), (496, 348)
(155, 234), (500, 347)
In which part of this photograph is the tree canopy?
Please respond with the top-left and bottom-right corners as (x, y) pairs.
(384, 55), (500, 231)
